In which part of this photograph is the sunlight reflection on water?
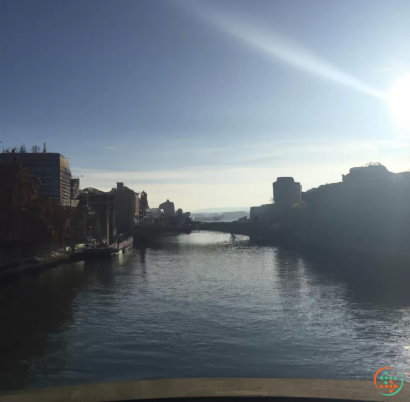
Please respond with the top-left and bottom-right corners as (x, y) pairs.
(1, 232), (410, 392)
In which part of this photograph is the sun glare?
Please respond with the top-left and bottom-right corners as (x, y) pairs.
(388, 73), (410, 131)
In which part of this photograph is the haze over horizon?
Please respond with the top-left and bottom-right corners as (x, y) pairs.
(2, 0), (410, 210)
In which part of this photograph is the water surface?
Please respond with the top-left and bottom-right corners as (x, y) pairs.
(1, 232), (410, 392)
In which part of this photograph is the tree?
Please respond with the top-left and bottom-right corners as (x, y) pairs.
(140, 191), (149, 214)
(0, 163), (71, 250)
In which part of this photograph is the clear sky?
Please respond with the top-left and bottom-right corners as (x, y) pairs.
(2, 0), (410, 211)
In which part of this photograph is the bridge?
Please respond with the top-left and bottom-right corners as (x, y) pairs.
(133, 221), (280, 241)
(197, 221), (279, 240)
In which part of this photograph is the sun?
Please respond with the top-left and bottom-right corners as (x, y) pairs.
(388, 72), (410, 131)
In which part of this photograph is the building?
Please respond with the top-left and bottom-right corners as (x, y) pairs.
(0, 150), (72, 205)
(273, 177), (301, 206)
(135, 193), (140, 218)
(250, 204), (275, 220)
(140, 191), (149, 215)
(302, 163), (410, 209)
(342, 163), (391, 184)
(79, 188), (116, 244)
(159, 199), (175, 217)
(70, 178), (80, 201)
(113, 182), (136, 236)
(64, 205), (88, 243)
(148, 208), (162, 219)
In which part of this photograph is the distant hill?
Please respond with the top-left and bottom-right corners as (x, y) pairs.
(192, 207), (251, 213)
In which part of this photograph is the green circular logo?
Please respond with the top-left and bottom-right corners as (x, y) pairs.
(374, 367), (404, 396)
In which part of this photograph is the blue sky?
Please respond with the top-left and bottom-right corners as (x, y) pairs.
(2, 0), (410, 210)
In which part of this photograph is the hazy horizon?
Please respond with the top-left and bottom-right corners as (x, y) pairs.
(191, 207), (251, 214)
(2, 0), (410, 211)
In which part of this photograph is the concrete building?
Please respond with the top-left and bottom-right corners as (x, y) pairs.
(250, 204), (275, 220)
(302, 164), (410, 209)
(79, 189), (116, 244)
(273, 177), (301, 206)
(70, 178), (80, 201)
(135, 193), (140, 218)
(113, 182), (136, 236)
(159, 199), (175, 217)
(0, 151), (72, 205)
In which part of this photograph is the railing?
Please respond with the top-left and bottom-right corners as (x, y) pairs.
(1, 378), (408, 402)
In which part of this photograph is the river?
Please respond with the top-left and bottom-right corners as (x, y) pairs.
(1, 232), (410, 392)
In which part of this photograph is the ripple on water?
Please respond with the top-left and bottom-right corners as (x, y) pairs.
(1, 232), (410, 391)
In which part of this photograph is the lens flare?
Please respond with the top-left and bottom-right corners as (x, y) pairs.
(179, 2), (385, 100)
(388, 73), (410, 130)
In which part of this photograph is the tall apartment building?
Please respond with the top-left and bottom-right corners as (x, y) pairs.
(114, 182), (136, 236)
(70, 178), (80, 201)
(0, 151), (72, 205)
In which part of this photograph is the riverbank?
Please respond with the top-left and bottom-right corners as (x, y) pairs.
(2, 224), (409, 285)
(0, 252), (72, 283)
(199, 221), (410, 259)
(0, 238), (134, 283)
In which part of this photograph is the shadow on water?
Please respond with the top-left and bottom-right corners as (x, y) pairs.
(251, 242), (410, 378)
(301, 248), (410, 367)
(0, 250), (139, 392)
(299, 248), (410, 308)
(2, 233), (410, 391)
(251, 237), (410, 309)
(83, 259), (115, 286)
(0, 263), (91, 391)
(134, 236), (185, 262)
(139, 247), (146, 263)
